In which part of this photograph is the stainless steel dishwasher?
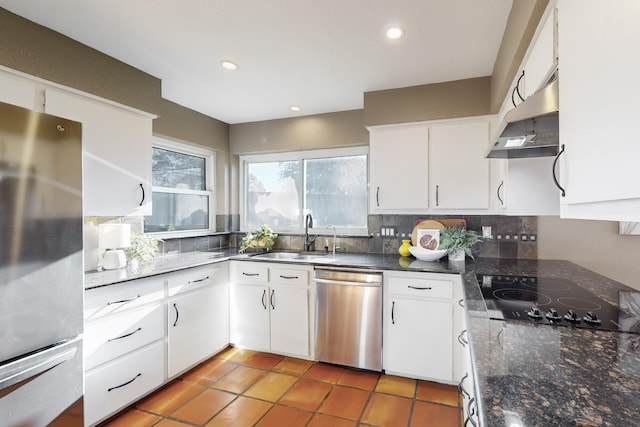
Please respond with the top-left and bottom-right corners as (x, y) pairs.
(314, 267), (383, 371)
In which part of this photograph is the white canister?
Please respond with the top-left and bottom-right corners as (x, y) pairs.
(83, 222), (100, 272)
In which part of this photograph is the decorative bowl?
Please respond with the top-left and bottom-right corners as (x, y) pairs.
(408, 246), (447, 262)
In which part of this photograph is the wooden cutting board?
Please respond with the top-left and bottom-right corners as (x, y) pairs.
(411, 219), (467, 246)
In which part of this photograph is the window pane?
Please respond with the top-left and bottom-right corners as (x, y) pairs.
(144, 192), (209, 232)
(305, 155), (367, 228)
(152, 147), (206, 190)
(246, 161), (300, 227)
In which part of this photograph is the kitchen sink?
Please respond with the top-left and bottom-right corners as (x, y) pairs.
(253, 252), (301, 260)
(252, 252), (333, 262)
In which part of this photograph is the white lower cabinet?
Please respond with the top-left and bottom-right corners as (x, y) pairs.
(167, 263), (230, 377)
(383, 271), (456, 383)
(230, 261), (311, 358)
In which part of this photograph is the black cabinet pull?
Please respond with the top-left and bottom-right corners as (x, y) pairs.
(270, 289), (275, 310)
(108, 373), (141, 392)
(458, 299), (464, 308)
(552, 144), (566, 197)
(107, 295), (140, 305)
(391, 301), (395, 325)
(108, 327), (142, 342)
(497, 180), (504, 206)
(511, 70), (525, 107)
(408, 286), (432, 290)
(189, 276), (210, 284)
(458, 373), (470, 399)
(261, 289), (267, 309)
(279, 275), (299, 280)
(376, 186), (380, 207)
(458, 329), (468, 347)
(139, 183), (145, 206)
(435, 185), (439, 206)
(243, 272), (260, 277)
(173, 303), (179, 327)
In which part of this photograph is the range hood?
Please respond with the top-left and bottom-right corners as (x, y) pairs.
(487, 78), (559, 159)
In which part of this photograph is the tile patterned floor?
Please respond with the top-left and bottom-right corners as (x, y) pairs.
(100, 347), (461, 427)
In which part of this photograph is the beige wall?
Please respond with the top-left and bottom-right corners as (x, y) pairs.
(538, 216), (640, 291)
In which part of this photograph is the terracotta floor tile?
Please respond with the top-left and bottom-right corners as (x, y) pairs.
(304, 363), (345, 383)
(272, 357), (314, 376)
(338, 369), (380, 391)
(307, 413), (357, 427)
(170, 388), (236, 425)
(362, 392), (412, 427)
(211, 365), (265, 394)
(244, 352), (285, 370)
(279, 378), (332, 411)
(410, 400), (459, 427)
(318, 385), (370, 420)
(100, 408), (162, 427)
(256, 404), (313, 427)
(243, 372), (298, 402)
(182, 359), (238, 386)
(153, 419), (192, 427)
(205, 396), (272, 427)
(416, 380), (459, 407)
(216, 346), (257, 364)
(135, 380), (205, 415)
(376, 374), (417, 398)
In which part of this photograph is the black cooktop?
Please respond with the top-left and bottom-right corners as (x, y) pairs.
(477, 274), (640, 333)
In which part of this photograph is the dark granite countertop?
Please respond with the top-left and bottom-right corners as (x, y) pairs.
(84, 251), (640, 426)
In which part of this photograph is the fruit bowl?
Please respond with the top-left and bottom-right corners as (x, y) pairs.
(408, 246), (448, 262)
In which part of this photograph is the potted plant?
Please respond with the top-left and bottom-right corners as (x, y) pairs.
(124, 233), (163, 267)
(239, 224), (278, 253)
(439, 226), (482, 261)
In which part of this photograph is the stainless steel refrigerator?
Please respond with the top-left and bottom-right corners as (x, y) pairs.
(0, 101), (84, 426)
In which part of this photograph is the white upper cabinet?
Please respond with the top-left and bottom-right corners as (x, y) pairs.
(429, 121), (489, 210)
(0, 68), (41, 110)
(556, 0), (640, 221)
(369, 124), (430, 213)
(44, 89), (153, 216)
(369, 118), (490, 214)
(522, 8), (557, 99)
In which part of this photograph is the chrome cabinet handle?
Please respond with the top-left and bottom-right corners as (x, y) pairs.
(108, 373), (141, 392)
(552, 144), (566, 197)
(107, 295), (140, 305)
(173, 303), (179, 327)
(139, 183), (145, 206)
(497, 180), (504, 206)
(270, 289), (275, 310)
(261, 289), (267, 309)
(108, 327), (142, 342)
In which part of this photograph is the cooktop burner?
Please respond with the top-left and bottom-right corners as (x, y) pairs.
(477, 274), (640, 333)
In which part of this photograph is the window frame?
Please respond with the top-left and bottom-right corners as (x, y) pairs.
(145, 136), (216, 238)
(239, 146), (369, 235)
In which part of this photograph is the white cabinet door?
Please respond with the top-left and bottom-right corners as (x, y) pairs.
(230, 283), (270, 351)
(269, 285), (309, 357)
(0, 69), (40, 110)
(369, 124), (429, 213)
(384, 297), (453, 382)
(429, 121), (489, 209)
(499, 157), (559, 216)
(168, 285), (220, 377)
(43, 88), (152, 216)
(522, 8), (557, 98)
(558, 0), (640, 211)
(210, 281), (230, 355)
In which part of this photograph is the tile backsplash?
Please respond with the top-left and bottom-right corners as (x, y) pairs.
(87, 214), (536, 260)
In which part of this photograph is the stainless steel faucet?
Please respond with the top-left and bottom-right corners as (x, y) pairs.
(326, 225), (339, 257)
(304, 213), (317, 251)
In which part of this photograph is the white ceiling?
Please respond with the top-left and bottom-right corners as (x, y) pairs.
(0, 0), (513, 124)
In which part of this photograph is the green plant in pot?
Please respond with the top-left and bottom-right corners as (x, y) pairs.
(239, 224), (278, 253)
(439, 226), (482, 261)
(124, 233), (163, 267)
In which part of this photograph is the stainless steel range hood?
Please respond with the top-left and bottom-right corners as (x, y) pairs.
(487, 78), (559, 159)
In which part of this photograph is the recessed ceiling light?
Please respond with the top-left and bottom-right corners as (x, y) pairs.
(221, 60), (238, 71)
(385, 27), (404, 40)
(290, 106), (301, 112)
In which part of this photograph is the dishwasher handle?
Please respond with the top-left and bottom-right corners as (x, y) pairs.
(313, 277), (381, 287)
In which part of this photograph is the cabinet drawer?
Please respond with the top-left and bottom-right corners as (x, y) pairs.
(270, 267), (309, 286)
(85, 277), (164, 321)
(386, 275), (453, 300)
(231, 264), (269, 283)
(85, 341), (164, 426)
(84, 303), (164, 370)
(168, 265), (221, 296)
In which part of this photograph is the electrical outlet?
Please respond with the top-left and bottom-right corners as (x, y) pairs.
(482, 226), (492, 238)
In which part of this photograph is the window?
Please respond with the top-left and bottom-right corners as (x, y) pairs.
(144, 137), (215, 236)
(241, 147), (368, 234)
